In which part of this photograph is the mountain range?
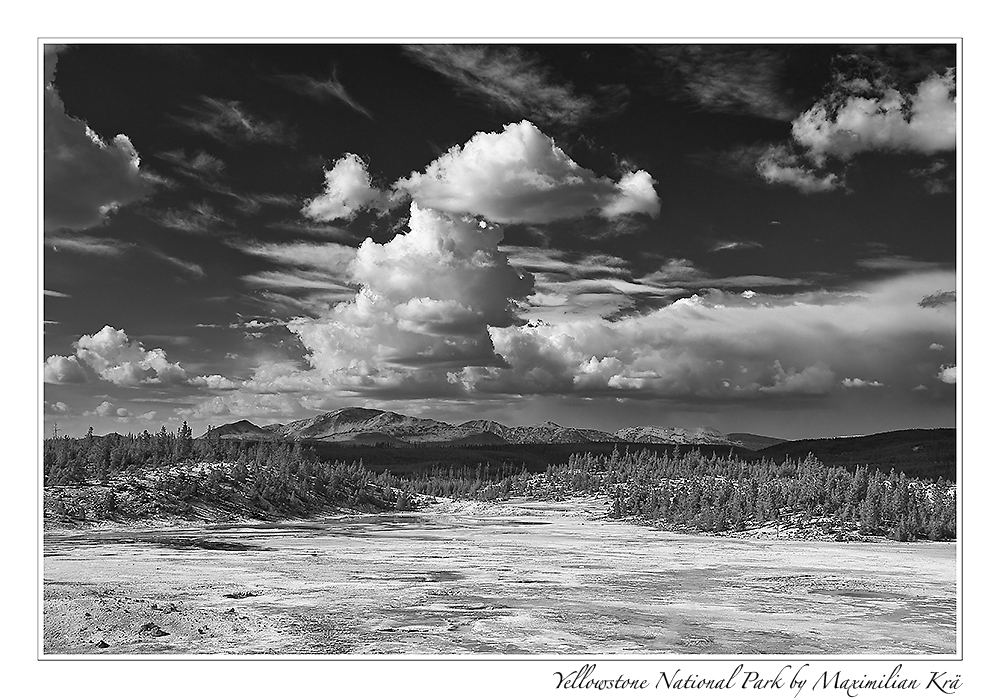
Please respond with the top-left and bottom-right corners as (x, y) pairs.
(204, 407), (778, 449)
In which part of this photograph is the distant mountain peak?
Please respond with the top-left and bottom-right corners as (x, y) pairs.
(205, 408), (770, 448)
(612, 425), (735, 446)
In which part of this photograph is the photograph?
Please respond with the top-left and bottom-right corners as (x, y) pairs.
(41, 41), (958, 659)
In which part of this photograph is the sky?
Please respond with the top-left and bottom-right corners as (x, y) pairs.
(41, 42), (958, 439)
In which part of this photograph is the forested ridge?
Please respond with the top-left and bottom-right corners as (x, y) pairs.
(43, 424), (413, 522)
(399, 449), (957, 541)
(43, 424), (956, 541)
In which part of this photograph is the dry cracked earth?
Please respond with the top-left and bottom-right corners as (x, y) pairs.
(43, 497), (956, 656)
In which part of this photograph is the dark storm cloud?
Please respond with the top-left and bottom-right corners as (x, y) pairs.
(44, 45), (154, 231)
(175, 97), (296, 145)
(402, 45), (617, 127)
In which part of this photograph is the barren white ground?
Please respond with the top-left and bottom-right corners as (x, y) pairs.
(43, 496), (956, 655)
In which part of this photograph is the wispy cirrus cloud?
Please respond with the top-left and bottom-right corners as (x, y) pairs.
(639, 259), (806, 290)
(503, 248), (814, 324)
(712, 240), (763, 252)
(45, 233), (133, 256)
(647, 45), (801, 121)
(148, 250), (206, 278)
(242, 270), (356, 294)
(229, 192), (301, 215)
(234, 239), (360, 313)
(234, 240), (358, 273)
(402, 45), (616, 127)
(503, 247), (631, 279)
(175, 96), (295, 145)
(155, 148), (226, 182)
(148, 201), (228, 234)
(857, 255), (941, 272)
(153, 149), (303, 215)
(264, 219), (359, 242)
(273, 68), (372, 119)
(909, 159), (956, 195)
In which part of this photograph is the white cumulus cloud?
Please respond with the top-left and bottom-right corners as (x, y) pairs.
(92, 400), (116, 417)
(301, 154), (394, 222)
(756, 145), (841, 193)
(44, 326), (189, 387)
(936, 364), (957, 384)
(43, 354), (87, 384)
(289, 203), (533, 375)
(756, 62), (956, 193)
(841, 377), (885, 388)
(393, 121), (659, 224)
(792, 70), (956, 166)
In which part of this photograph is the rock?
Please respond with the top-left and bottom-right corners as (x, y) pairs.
(139, 621), (169, 637)
(96, 640), (110, 648)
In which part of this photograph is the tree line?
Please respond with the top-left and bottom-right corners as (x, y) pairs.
(391, 447), (956, 541)
(43, 428), (956, 539)
(43, 426), (409, 520)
